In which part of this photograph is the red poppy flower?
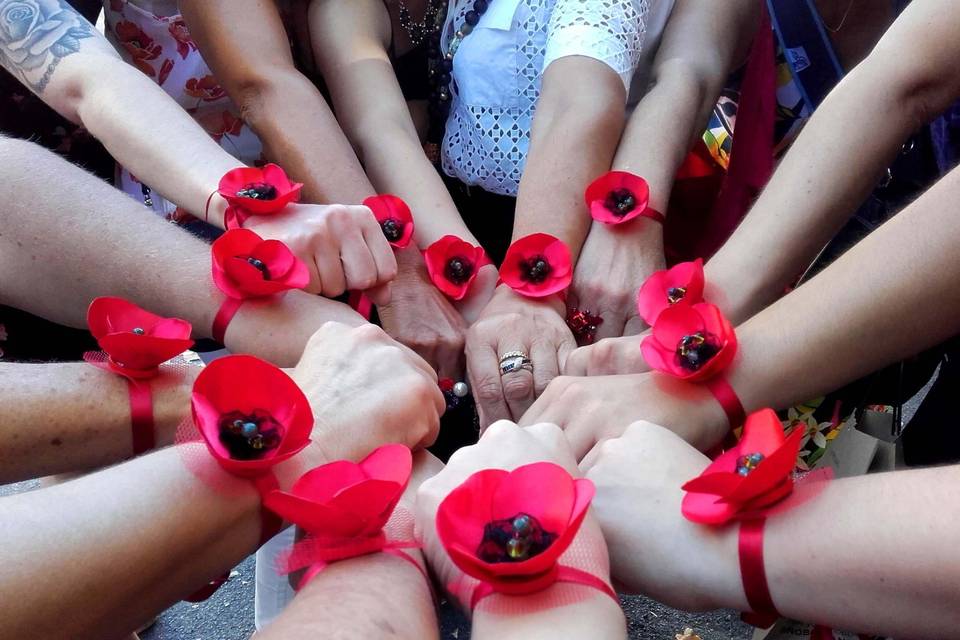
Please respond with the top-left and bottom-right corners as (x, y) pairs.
(184, 75), (227, 102)
(640, 302), (737, 382)
(114, 21), (162, 76)
(364, 195), (414, 249)
(191, 354), (312, 477)
(636, 259), (705, 325)
(265, 444), (411, 538)
(436, 462), (594, 596)
(499, 234), (572, 298)
(168, 18), (196, 60)
(218, 164), (303, 219)
(423, 235), (490, 300)
(87, 297), (193, 378)
(584, 171), (664, 225)
(681, 409), (804, 525)
(211, 229), (309, 299)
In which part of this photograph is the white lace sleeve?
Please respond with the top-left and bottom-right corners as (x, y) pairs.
(543, 0), (650, 92)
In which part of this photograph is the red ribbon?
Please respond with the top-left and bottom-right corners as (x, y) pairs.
(739, 518), (780, 628)
(640, 208), (666, 225)
(706, 376), (746, 428)
(212, 297), (244, 344)
(468, 565), (618, 610)
(347, 290), (374, 321)
(126, 379), (155, 455)
(223, 205), (251, 230)
(296, 540), (424, 590)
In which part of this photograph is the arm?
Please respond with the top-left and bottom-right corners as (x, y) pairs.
(571, 0), (758, 339)
(705, 0), (960, 323)
(587, 422), (960, 639)
(0, 362), (195, 484)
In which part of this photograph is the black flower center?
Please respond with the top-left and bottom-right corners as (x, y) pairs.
(667, 287), (687, 305)
(476, 512), (556, 563)
(736, 452), (765, 476)
(218, 409), (283, 460)
(444, 256), (474, 284)
(236, 182), (278, 200)
(245, 256), (271, 280)
(604, 188), (636, 216)
(381, 218), (404, 242)
(519, 256), (551, 284)
(675, 332), (721, 371)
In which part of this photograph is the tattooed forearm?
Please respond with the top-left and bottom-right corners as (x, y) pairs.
(0, 0), (95, 93)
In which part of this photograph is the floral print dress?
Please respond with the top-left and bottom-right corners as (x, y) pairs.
(102, 0), (263, 220)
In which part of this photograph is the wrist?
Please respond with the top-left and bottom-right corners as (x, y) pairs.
(153, 364), (200, 447)
(474, 587), (626, 639)
(206, 192), (229, 229)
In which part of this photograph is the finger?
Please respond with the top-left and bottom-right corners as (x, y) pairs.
(622, 314), (648, 336)
(364, 282), (393, 307)
(563, 345), (590, 376)
(578, 438), (608, 474)
(467, 343), (511, 430)
(436, 343), (466, 382)
(362, 214), (399, 283)
(314, 236), (347, 299)
(523, 422), (579, 472)
(593, 310), (626, 342)
(339, 230), (380, 294)
(530, 338), (559, 398)
(555, 329), (578, 375)
(497, 343), (536, 421)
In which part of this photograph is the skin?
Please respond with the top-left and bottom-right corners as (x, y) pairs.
(526, 143), (960, 461)
(0, 0), (394, 301)
(569, 0), (757, 340)
(416, 421), (627, 639)
(587, 422), (960, 639)
(179, 0), (469, 379)
(467, 54), (628, 427)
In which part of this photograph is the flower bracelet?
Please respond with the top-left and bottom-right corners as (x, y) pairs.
(584, 171), (665, 225)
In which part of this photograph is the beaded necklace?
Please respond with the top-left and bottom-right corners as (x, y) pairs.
(424, 0), (492, 163)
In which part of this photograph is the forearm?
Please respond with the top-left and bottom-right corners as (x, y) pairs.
(741, 467), (960, 638)
(256, 552), (438, 640)
(0, 138), (364, 366)
(514, 57), (626, 256)
(0, 443), (321, 639)
(474, 589), (626, 640)
(727, 164), (960, 413)
(0, 363), (195, 483)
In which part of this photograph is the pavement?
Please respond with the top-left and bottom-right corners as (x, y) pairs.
(141, 555), (753, 640)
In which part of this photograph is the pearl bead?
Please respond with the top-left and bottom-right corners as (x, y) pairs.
(132, 327), (145, 335)
(453, 382), (469, 398)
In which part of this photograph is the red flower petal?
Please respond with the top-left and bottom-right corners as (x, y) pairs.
(499, 234), (573, 298)
(584, 171), (652, 224)
(87, 297), (193, 374)
(364, 195), (415, 249)
(423, 235), (489, 300)
(191, 355), (312, 477)
(218, 164), (302, 216)
(212, 229), (309, 299)
(635, 259), (705, 325)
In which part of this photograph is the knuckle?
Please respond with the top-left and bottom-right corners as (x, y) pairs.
(483, 420), (519, 441)
(353, 323), (387, 342)
(501, 375), (533, 401)
(474, 379), (504, 404)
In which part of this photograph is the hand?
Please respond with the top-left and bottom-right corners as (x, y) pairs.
(567, 222), (664, 342)
(585, 421), (744, 611)
(378, 246), (469, 381)
(466, 286), (576, 428)
(244, 202), (398, 305)
(455, 263), (499, 326)
(288, 322), (445, 460)
(519, 373), (728, 462)
(415, 421), (617, 619)
(563, 333), (648, 376)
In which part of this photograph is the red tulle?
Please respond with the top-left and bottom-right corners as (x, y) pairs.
(423, 235), (491, 300)
(499, 234), (573, 298)
(635, 259), (705, 326)
(364, 194), (415, 249)
(583, 171), (664, 225)
(218, 164), (302, 223)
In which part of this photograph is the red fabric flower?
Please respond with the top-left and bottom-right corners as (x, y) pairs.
(168, 18), (196, 60)
(191, 354), (312, 477)
(364, 195), (414, 249)
(499, 234), (572, 298)
(265, 444), (411, 538)
(114, 21), (162, 76)
(640, 302), (737, 382)
(211, 229), (309, 299)
(436, 462), (594, 596)
(584, 171), (664, 225)
(184, 75), (226, 102)
(218, 164), (302, 220)
(423, 235), (490, 300)
(198, 110), (244, 143)
(87, 297), (193, 378)
(681, 409), (804, 525)
(636, 259), (705, 325)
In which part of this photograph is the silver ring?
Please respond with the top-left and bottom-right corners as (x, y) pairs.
(499, 352), (533, 376)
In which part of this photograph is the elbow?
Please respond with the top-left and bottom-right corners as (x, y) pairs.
(649, 55), (723, 117)
(232, 67), (314, 127)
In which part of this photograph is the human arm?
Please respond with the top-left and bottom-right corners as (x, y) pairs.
(416, 421), (626, 639)
(570, 0), (757, 339)
(705, 0), (960, 324)
(586, 421), (960, 639)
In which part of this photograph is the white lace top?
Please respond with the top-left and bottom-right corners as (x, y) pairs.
(441, 0), (674, 197)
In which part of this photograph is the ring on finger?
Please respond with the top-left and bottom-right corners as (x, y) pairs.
(499, 351), (534, 376)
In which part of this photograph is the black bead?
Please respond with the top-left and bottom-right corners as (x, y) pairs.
(381, 219), (403, 242)
(676, 333), (721, 371)
(473, 0), (488, 13)
(440, 58), (453, 72)
(464, 10), (479, 25)
(246, 257), (271, 280)
(521, 256), (552, 283)
(218, 410), (282, 460)
(438, 72), (451, 86)
(445, 256), (474, 284)
(476, 512), (557, 564)
(604, 188), (636, 216)
(132, 327), (145, 335)
(236, 183), (278, 200)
